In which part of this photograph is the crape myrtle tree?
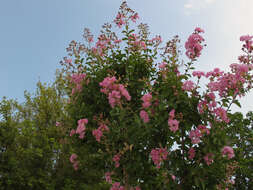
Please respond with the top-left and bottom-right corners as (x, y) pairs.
(61, 1), (253, 189)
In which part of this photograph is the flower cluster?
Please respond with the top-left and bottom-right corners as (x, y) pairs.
(113, 153), (121, 168)
(70, 118), (88, 139)
(222, 146), (235, 159)
(168, 109), (179, 132)
(182, 80), (195, 91)
(105, 172), (112, 184)
(204, 153), (214, 166)
(240, 35), (253, 52)
(69, 153), (79, 170)
(92, 123), (109, 142)
(188, 147), (196, 160)
(139, 93), (152, 123)
(100, 76), (131, 108)
(70, 73), (86, 95)
(185, 27), (205, 60)
(110, 182), (125, 190)
(92, 34), (111, 57)
(150, 148), (168, 169)
(128, 34), (147, 50)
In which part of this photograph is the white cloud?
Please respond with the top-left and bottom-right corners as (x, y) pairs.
(184, 0), (216, 14)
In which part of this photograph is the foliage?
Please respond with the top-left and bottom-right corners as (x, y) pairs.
(61, 1), (253, 189)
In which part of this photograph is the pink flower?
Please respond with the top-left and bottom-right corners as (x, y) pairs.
(195, 27), (205, 33)
(70, 153), (77, 163)
(56, 121), (61, 127)
(69, 129), (76, 137)
(150, 148), (168, 168)
(114, 13), (126, 28)
(197, 125), (210, 135)
(182, 80), (195, 91)
(113, 154), (121, 168)
(100, 77), (131, 108)
(76, 118), (88, 139)
(189, 129), (202, 144)
(185, 30), (205, 60)
(109, 90), (121, 108)
(111, 182), (124, 190)
(99, 123), (109, 132)
(73, 162), (79, 170)
(222, 146), (235, 159)
(168, 119), (179, 132)
(118, 84), (131, 101)
(204, 153), (214, 165)
(169, 109), (175, 119)
(130, 13), (139, 22)
(193, 71), (205, 78)
(70, 154), (79, 170)
(105, 172), (112, 184)
(188, 147), (196, 160)
(159, 62), (167, 69)
(141, 93), (152, 108)
(171, 175), (176, 181)
(140, 110), (150, 123)
(214, 107), (229, 123)
(92, 129), (103, 142)
(240, 35), (253, 41)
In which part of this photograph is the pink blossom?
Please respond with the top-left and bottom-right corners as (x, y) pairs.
(188, 147), (196, 160)
(193, 71), (205, 78)
(100, 76), (131, 108)
(185, 30), (205, 60)
(222, 146), (235, 159)
(118, 84), (131, 101)
(195, 27), (205, 33)
(70, 153), (79, 170)
(169, 109), (175, 119)
(150, 148), (168, 169)
(105, 172), (112, 184)
(240, 35), (253, 42)
(114, 13), (126, 28)
(70, 73), (86, 94)
(130, 13), (139, 22)
(159, 62), (167, 69)
(109, 90), (121, 108)
(111, 182), (125, 190)
(189, 129), (202, 144)
(204, 153), (214, 165)
(69, 129), (76, 137)
(56, 121), (61, 127)
(73, 162), (79, 170)
(206, 68), (224, 78)
(92, 129), (103, 142)
(151, 35), (162, 43)
(140, 110), (150, 123)
(168, 119), (179, 132)
(197, 125), (210, 135)
(214, 107), (229, 123)
(99, 123), (109, 132)
(70, 153), (77, 163)
(171, 175), (176, 181)
(113, 154), (121, 168)
(76, 118), (88, 139)
(141, 93), (152, 108)
(182, 80), (195, 91)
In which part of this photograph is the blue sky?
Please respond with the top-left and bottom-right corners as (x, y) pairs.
(1, 0), (253, 114)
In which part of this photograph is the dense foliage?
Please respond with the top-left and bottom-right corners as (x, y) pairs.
(0, 1), (252, 190)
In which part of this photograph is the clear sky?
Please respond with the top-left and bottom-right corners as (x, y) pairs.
(1, 0), (253, 114)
